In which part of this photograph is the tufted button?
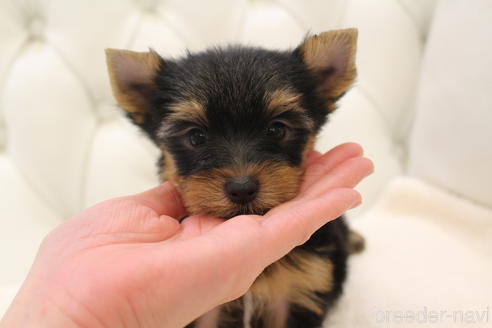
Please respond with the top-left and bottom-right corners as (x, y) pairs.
(27, 18), (45, 41)
(139, 0), (159, 14)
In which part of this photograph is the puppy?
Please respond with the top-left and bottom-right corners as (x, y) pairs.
(106, 28), (363, 328)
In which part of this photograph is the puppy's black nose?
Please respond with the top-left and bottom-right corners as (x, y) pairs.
(225, 176), (259, 204)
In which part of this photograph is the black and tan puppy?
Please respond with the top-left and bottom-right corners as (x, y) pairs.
(106, 28), (362, 328)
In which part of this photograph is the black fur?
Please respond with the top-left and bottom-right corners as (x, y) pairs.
(135, 47), (328, 177)
(111, 43), (356, 328)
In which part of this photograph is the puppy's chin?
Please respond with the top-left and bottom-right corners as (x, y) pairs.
(196, 206), (270, 220)
(226, 207), (269, 219)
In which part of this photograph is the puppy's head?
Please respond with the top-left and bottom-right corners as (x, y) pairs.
(106, 29), (357, 218)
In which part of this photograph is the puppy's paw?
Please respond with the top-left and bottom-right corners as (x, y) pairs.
(347, 229), (365, 254)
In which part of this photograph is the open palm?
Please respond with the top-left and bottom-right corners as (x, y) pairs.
(2, 143), (372, 328)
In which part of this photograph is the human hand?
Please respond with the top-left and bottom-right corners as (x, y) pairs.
(1, 143), (373, 328)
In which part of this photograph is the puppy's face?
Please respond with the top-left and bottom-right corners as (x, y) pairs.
(106, 29), (357, 218)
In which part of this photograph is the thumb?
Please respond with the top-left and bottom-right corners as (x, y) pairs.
(67, 183), (185, 244)
(260, 188), (361, 264)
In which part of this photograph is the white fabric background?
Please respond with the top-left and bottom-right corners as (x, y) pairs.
(1, 1), (491, 327)
(409, 0), (492, 208)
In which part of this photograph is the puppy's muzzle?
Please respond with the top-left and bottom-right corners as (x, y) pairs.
(224, 176), (259, 204)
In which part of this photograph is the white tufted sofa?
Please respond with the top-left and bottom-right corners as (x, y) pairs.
(1, 0), (491, 326)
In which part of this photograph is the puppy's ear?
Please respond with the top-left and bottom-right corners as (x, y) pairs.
(295, 28), (357, 110)
(105, 48), (163, 124)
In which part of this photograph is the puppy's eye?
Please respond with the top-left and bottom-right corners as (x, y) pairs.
(266, 122), (286, 139)
(188, 129), (207, 147)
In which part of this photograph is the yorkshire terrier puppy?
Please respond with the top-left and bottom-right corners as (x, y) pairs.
(106, 28), (363, 328)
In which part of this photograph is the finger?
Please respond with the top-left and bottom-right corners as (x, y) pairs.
(303, 157), (373, 199)
(301, 143), (363, 193)
(131, 182), (186, 218)
(71, 199), (182, 243)
(305, 151), (322, 167)
(131, 214), (181, 242)
(266, 155), (371, 219)
(185, 214), (270, 277)
(261, 188), (361, 264)
(178, 215), (225, 239)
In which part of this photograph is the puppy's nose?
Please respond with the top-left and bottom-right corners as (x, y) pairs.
(224, 176), (259, 204)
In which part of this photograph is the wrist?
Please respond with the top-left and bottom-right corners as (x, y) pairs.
(1, 278), (80, 328)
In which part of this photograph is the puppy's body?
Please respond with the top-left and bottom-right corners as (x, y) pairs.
(192, 219), (350, 328)
(106, 29), (360, 328)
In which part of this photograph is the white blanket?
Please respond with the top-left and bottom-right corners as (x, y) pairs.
(327, 176), (492, 327)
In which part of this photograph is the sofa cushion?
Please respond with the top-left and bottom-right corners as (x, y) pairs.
(409, 0), (492, 208)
